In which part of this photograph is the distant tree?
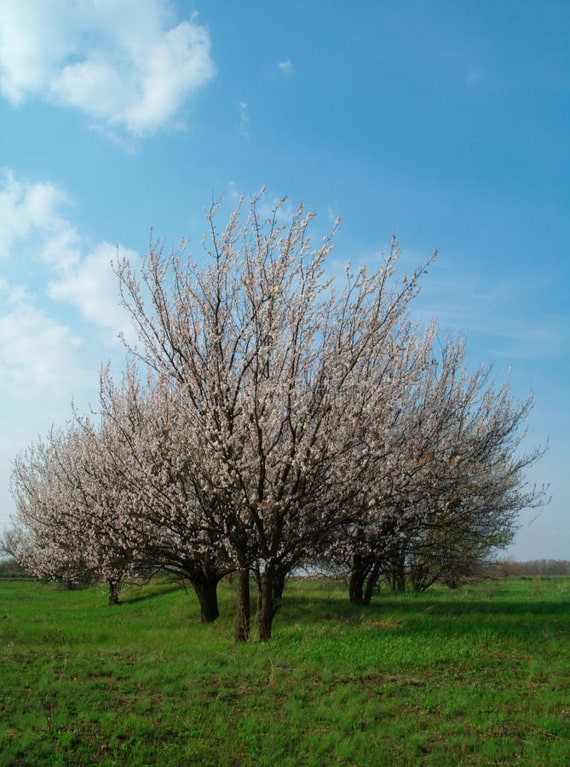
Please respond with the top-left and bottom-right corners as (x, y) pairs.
(8, 363), (234, 616)
(0, 523), (34, 575)
(9, 430), (99, 591)
(342, 335), (547, 603)
(93, 362), (232, 622)
(9, 409), (153, 603)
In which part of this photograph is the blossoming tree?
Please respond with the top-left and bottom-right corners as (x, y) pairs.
(114, 194), (433, 640)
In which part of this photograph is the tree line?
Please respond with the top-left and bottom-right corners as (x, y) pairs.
(2, 194), (546, 641)
(490, 560), (570, 577)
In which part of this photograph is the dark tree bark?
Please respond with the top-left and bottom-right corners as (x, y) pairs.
(363, 561), (382, 606)
(349, 554), (366, 606)
(190, 575), (221, 623)
(108, 578), (121, 606)
(234, 568), (251, 642)
(349, 555), (383, 606)
(257, 567), (276, 642)
(272, 569), (287, 602)
(153, 555), (227, 624)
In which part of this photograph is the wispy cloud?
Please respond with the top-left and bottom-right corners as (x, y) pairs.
(329, 240), (566, 367)
(466, 68), (484, 86)
(0, 170), (138, 399)
(411, 257), (568, 363)
(0, 286), (85, 400)
(48, 242), (139, 335)
(278, 59), (293, 76)
(0, 170), (79, 267)
(1, 170), (137, 327)
(0, 0), (215, 136)
(238, 101), (250, 137)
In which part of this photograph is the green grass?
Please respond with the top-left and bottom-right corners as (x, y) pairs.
(1, 576), (569, 766)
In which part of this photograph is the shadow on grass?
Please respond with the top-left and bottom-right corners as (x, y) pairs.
(121, 583), (185, 605)
(276, 588), (570, 641)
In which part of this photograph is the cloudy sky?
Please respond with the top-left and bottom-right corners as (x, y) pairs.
(1, 0), (568, 560)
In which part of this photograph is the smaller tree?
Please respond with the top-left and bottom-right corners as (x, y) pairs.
(9, 432), (97, 589)
(339, 334), (547, 603)
(93, 363), (233, 621)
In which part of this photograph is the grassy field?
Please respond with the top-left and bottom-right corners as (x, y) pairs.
(0, 575), (568, 766)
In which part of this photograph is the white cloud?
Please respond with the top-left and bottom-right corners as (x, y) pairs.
(0, 170), (137, 335)
(466, 68), (484, 86)
(0, 170), (79, 269)
(0, 0), (215, 135)
(238, 101), (250, 138)
(327, 206), (339, 226)
(0, 292), (85, 400)
(49, 242), (139, 336)
(255, 193), (299, 229)
(278, 59), (293, 76)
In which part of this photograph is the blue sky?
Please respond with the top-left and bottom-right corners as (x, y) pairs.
(0, 0), (568, 560)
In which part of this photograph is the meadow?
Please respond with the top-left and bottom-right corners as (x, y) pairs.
(0, 575), (568, 766)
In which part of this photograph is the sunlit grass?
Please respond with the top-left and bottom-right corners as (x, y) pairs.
(1, 576), (569, 765)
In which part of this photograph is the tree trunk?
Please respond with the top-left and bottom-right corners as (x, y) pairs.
(272, 569), (287, 601)
(190, 576), (220, 623)
(388, 559), (407, 592)
(363, 561), (382, 606)
(258, 568), (275, 642)
(234, 568), (251, 642)
(348, 554), (366, 606)
(108, 578), (121, 606)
